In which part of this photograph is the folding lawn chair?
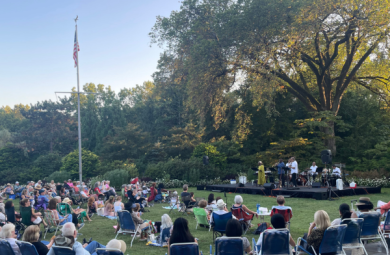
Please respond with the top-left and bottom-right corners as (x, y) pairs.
(193, 207), (211, 231)
(341, 218), (367, 255)
(215, 237), (244, 255)
(170, 242), (199, 255)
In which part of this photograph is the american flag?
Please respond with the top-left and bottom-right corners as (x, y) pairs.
(73, 30), (80, 67)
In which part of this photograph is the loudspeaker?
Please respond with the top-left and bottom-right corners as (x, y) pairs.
(203, 155), (209, 165)
(321, 149), (332, 165)
(238, 183), (245, 187)
(314, 192), (328, 200)
(263, 183), (275, 190)
(312, 182), (321, 188)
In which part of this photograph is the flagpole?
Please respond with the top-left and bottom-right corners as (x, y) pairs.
(75, 17), (82, 184)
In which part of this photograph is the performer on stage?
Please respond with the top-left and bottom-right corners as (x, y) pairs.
(257, 161), (266, 186)
(290, 157), (298, 187)
(276, 159), (285, 188)
(309, 162), (318, 181)
(332, 165), (341, 177)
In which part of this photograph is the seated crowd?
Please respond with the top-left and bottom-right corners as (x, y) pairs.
(0, 178), (386, 255)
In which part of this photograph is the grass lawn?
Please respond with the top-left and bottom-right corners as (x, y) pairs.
(11, 187), (390, 255)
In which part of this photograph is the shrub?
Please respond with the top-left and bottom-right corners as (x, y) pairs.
(60, 149), (100, 179)
(45, 171), (72, 183)
(103, 169), (130, 189)
(192, 143), (227, 169)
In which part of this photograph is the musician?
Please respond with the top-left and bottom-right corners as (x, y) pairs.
(276, 159), (285, 188)
(257, 161), (266, 186)
(290, 157), (298, 187)
(309, 162), (318, 181)
(332, 165), (341, 177)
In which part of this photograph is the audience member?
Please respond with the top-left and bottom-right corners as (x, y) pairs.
(198, 200), (210, 221)
(47, 222), (105, 255)
(222, 219), (252, 254)
(210, 199), (234, 224)
(63, 197), (91, 222)
(375, 200), (390, 215)
(232, 195), (258, 224)
(331, 203), (352, 226)
(20, 198), (47, 227)
(158, 214), (173, 246)
(104, 196), (115, 217)
(208, 193), (216, 206)
(114, 196), (124, 213)
(256, 214), (295, 252)
(67, 179), (74, 188)
(3, 183), (14, 195)
(168, 217), (197, 253)
(215, 196), (222, 202)
(38, 189), (50, 207)
(190, 192), (196, 203)
(5, 201), (20, 223)
(130, 204), (150, 241)
(135, 191), (148, 208)
(352, 197), (375, 218)
(270, 195), (293, 220)
(48, 198), (73, 226)
(0, 223), (20, 255)
(180, 184), (195, 207)
(148, 182), (158, 202)
(305, 210), (331, 255)
(23, 225), (55, 255)
(88, 196), (98, 215)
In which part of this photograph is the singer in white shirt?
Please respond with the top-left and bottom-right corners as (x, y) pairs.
(290, 157), (298, 187)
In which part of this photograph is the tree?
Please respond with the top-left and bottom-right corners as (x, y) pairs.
(150, 0), (390, 155)
(60, 149), (100, 179)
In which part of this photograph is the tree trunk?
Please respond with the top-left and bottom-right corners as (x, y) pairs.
(320, 121), (336, 156)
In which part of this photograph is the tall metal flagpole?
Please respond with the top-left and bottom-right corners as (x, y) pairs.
(75, 16), (82, 184)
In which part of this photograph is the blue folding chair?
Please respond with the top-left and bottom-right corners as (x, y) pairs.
(0, 239), (16, 255)
(261, 229), (290, 255)
(52, 246), (76, 255)
(212, 212), (232, 240)
(215, 237), (244, 255)
(252, 237), (261, 255)
(341, 218), (368, 255)
(170, 242), (199, 255)
(360, 212), (388, 255)
(96, 248), (124, 255)
(16, 240), (39, 255)
(297, 224), (347, 255)
(115, 210), (140, 247)
(381, 211), (390, 236)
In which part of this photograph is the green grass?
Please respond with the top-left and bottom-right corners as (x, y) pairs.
(12, 188), (390, 255)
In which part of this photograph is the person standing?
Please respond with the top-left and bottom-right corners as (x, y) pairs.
(257, 161), (266, 186)
(309, 162), (318, 182)
(277, 159), (285, 188)
(290, 157), (298, 187)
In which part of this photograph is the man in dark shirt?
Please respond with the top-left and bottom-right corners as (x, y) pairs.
(181, 184), (190, 198)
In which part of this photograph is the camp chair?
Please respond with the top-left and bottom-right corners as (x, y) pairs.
(115, 210), (141, 247)
(296, 224), (347, 255)
(212, 212), (232, 240)
(57, 203), (72, 217)
(381, 210), (390, 236)
(52, 246), (76, 255)
(170, 242), (199, 255)
(180, 195), (195, 215)
(260, 229), (290, 255)
(360, 212), (388, 255)
(271, 208), (292, 230)
(16, 240), (39, 255)
(0, 239), (15, 255)
(193, 208), (211, 231)
(231, 206), (253, 234)
(215, 237), (244, 255)
(252, 238), (260, 255)
(20, 206), (35, 227)
(96, 248), (123, 255)
(44, 210), (65, 239)
(341, 218), (368, 255)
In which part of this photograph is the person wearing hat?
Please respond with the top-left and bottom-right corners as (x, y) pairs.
(352, 197), (377, 218)
(34, 184), (42, 191)
(257, 161), (266, 186)
(34, 181), (42, 188)
(47, 222), (104, 255)
(3, 183), (14, 195)
(210, 199), (236, 225)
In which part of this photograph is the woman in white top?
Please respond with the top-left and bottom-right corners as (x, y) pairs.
(0, 223), (21, 255)
(114, 196), (124, 214)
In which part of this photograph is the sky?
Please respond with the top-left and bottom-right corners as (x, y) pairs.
(0, 0), (182, 107)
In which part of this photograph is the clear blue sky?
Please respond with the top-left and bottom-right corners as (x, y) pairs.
(0, 0), (181, 107)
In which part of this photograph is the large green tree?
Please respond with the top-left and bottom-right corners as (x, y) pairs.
(150, 0), (390, 155)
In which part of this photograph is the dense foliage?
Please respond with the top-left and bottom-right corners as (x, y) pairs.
(1, 0), (390, 184)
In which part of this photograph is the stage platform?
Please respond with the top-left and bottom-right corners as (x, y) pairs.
(205, 183), (381, 200)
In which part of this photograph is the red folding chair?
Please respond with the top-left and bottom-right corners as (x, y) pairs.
(231, 206), (254, 234)
(271, 208), (292, 230)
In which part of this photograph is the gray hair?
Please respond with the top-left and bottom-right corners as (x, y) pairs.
(217, 203), (225, 210)
(161, 214), (173, 229)
(183, 184), (188, 191)
(62, 222), (76, 237)
(234, 195), (243, 204)
(0, 223), (15, 238)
